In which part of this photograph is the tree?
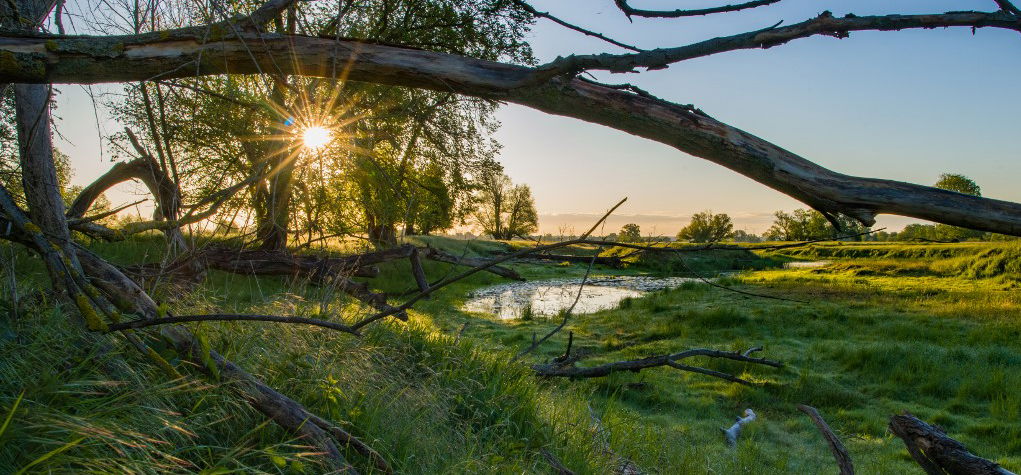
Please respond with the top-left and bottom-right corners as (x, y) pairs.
(618, 223), (642, 242)
(731, 230), (762, 243)
(764, 209), (868, 241)
(933, 173), (984, 241)
(935, 173), (981, 196)
(474, 170), (538, 239)
(677, 210), (733, 243)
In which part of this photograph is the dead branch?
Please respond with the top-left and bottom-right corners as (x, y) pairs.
(798, 405), (854, 475)
(511, 0), (642, 52)
(106, 313), (360, 335)
(613, 0), (781, 19)
(532, 346), (781, 382)
(501, 251), (622, 268)
(889, 413), (1016, 475)
(418, 246), (523, 280)
(10, 27), (1021, 234)
(536, 10), (1021, 76)
(408, 247), (430, 295)
(514, 253), (598, 361)
(540, 448), (576, 475)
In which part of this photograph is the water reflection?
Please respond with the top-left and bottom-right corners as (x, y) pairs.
(463, 276), (705, 320)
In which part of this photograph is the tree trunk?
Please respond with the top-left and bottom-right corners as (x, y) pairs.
(14, 83), (81, 294)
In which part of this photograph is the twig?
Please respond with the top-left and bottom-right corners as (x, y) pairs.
(511, 0), (643, 52)
(513, 253), (596, 361)
(798, 405), (854, 475)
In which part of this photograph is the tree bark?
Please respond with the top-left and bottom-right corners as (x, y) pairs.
(889, 414), (1016, 475)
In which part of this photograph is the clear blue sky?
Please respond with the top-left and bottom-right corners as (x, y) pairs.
(54, 0), (1021, 235)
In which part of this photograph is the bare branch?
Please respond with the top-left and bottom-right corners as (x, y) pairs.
(535, 10), (1021, 76)
(798, 405), (855, 475)
(532, 346), (782, 382)
(514, 253), (597, 361)
(511, 0), (643, 52)
(993, 0), (1021, 16)
(106, 313), (360, 335)
(613, 0), (781, 20)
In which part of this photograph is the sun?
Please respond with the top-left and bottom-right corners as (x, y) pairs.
(301, 126), (332, 149)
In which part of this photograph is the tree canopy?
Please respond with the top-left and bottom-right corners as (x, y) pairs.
(677, 211), (733, 243)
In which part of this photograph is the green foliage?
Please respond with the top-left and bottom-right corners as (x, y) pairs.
(618, 223), (642, 243)
(764, 209), (868, 241)
(677, 210), (733, 243)
(935, 173), (981, 196)
(108, 0), (536, 248)
(473, 170), (538, 239)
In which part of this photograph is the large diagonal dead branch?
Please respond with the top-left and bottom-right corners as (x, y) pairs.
(4, 22), (1021, 235)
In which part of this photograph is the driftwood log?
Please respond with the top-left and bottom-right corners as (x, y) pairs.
(889, 413), (1016, 475)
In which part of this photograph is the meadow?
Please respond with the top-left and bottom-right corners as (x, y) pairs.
(1, 238), (1019, 473)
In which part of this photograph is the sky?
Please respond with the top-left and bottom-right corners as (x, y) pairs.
(52, 0), (1021, 236)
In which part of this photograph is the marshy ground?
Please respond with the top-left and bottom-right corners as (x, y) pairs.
(2, 237), (1019, 473)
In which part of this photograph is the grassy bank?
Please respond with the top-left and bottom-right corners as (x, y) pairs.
(2, 238), (1020, 472)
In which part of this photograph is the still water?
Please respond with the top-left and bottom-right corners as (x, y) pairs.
(462, 276), (706, 320)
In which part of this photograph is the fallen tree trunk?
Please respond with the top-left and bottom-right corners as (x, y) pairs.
(889, 413), (1016, 475)
(5, 20), (1021, 234)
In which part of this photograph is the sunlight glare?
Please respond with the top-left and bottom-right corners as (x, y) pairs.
(302, 126), (332, 149)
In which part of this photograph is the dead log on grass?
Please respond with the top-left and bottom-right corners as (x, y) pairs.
(889, 413), (1016, 475)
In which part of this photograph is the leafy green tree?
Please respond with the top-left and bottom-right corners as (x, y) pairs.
(933, 173), (983, 241)
(731, 230), (762, 243)
(474, 170), (537, 240)
(111, 0), (534, 249)
(677, 210), (733, 243)
(764, 209), (868, 241)
(934, 173), (981, 196)
(618, 223), (642, 242)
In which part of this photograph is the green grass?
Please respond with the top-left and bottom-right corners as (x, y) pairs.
(2, 238), (1020, 473)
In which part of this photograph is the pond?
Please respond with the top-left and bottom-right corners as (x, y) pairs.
(782, 260), (831, 269)
(462, 275), (708, 320)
